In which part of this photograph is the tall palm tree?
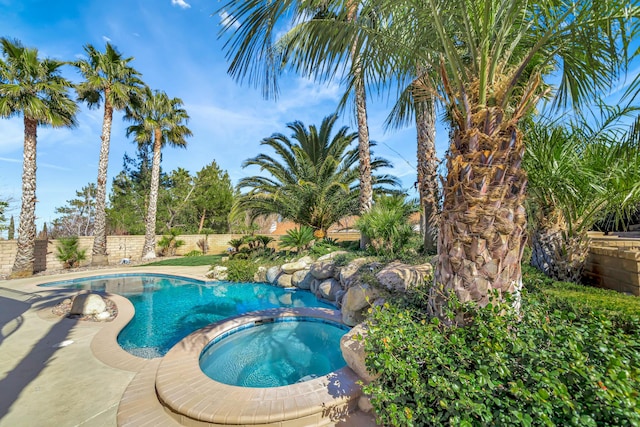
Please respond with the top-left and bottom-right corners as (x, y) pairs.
(525, 108), (640, 282)
(0, 38), (78, 277)
(237, 114), (398, 234)
(219, 1), (375, 244)
(219, 0), (638, 307)
(124, 87), (191, 260)
(74, 42), (143, 266)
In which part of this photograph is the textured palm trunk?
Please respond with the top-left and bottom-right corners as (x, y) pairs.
(434, 110), (528, 309)
(11, 117), (38, 278)
(415, 94), (439, 253)
(91, 94), (113, 266)
(347, 1), (373, 250)
(530, 219), (589, 283)
(142, 130), (162, 259)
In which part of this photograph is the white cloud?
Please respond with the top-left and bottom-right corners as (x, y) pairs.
(0, 157), (21, 164)
(218, 11), (240, 30)
(171, 0), (191, 9)
(102, 35), (111, 42)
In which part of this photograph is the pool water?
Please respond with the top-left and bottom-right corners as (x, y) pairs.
(199, 318), (349, 387)
(41, 274), (333, 358)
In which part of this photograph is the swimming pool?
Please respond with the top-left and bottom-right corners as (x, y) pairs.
(41, 274), (334, 358)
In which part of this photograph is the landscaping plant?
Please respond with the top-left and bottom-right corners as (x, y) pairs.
(55, 236), (87, 269)
(279, 226), (315, 253)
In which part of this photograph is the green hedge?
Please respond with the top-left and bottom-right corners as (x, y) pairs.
(363, 271), (640, 426)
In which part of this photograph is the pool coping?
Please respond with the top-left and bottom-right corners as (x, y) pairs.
(155, 308), (362, 426)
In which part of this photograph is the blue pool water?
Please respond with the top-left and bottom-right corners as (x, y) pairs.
(41, 274), (333, 358)
(200, 317), (349, 387)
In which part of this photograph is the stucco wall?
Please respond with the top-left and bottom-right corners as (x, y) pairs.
(0, 231), (360, 276)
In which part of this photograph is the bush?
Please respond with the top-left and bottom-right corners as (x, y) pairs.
(183, 250), (203, 257)
(364, 285), (640, 426)
(357, 195), (417, 256)
(279, 226), (315, 253)
(224, 259), (259, 282)
(55, 236), (87, 268)
(158, 229), (185, 256)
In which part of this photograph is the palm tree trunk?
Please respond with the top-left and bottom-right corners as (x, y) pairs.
(416, 94), (439, 253)
(91, 95), (113, 266)
(141, 130), (162, 259)
(530, 221), (589, 283)
(347, 1), (373, 250)
(434, 119), (528, 309)
(11, 117), (38, 278)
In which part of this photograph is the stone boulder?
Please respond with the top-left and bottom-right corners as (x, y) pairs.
(206, 266), (229, 281)
(281, 260), (308, 274)
(340, 323), (379, 383)
(266, 266), (281, 284)
(339, 258), (370, 289)
(310, 260), (336, 280)
(276, 274), (293, 288)
(317, 278), (341, 301)
(341, 283), (380, 326)
(375, 262), (433, 292)
(70, 293), (107, 315)
(310, 279), (321, 294)
(253, 266), (268, 283)
(298, 255), (314, 265)
(291, 269), (313, 289)
(317, 251), (349, 261)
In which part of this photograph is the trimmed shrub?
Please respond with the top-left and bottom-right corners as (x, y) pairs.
(364, 283), (640, 426)
(224, 259), (259, 282)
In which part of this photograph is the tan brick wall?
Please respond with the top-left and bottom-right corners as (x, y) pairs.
(584, 233), (640, 296)
(0, 231), (361, 276)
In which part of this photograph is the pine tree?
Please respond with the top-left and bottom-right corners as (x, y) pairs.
(8, 215), (15, 240)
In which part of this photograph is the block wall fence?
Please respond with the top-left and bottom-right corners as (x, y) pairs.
(583, 232), (640, 296)
(0, 232), (361, 276)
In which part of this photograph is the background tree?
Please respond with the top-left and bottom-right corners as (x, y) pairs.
(8, 215), (15, 240)
(192, 161), (235, 233)
(124, 87), (191, 259)
(0, 199), (8, 238)
(50, 183), (97, 237)
(74, 42), (143, 266)
(107, 147), (155, 235)
(0, 38), (78, 277)
(236, 115), (398, 234)
(525, 108), (640, 282)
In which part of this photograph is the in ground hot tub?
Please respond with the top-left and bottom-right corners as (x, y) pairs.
(200, 316), (350, 387)
(155, 308), (361, 426)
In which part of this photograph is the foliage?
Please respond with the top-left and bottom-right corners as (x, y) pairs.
(55, 236), (87, 269)
(357, 195), (417, 256)
(223, 259), (259, 282)
(0, 199), (7, 236)
(364, 275), (640, 426)
(524, 109), (640, 281)
(309, 238), (343, 257)
(279, 226), (315, 253)
(236, 115), (398, 232)
(8, 215), (14, 239)
(107, 149), (234, 235)
(183, 250), (202, 257)
(140, 254), (223, 267)
(157, 229), (185, 256)
(50, 183), (97, 237)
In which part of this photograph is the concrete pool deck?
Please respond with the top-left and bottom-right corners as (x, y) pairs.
(0, 265), (376, 427)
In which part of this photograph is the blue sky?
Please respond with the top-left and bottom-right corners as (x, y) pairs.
(0, 0), (445, 235)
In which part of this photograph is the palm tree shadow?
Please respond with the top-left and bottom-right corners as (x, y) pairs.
(0, 287), (79, 419)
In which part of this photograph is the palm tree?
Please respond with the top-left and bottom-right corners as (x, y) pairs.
(0, 38), (78, 277)
(236, 114), (398, 234)
(525, 108), (640, 282)
(124, 87), (191, 260)
(74, 42), (143, 266)
(218, 0), (638, 307)
(219, 1), (376, 245)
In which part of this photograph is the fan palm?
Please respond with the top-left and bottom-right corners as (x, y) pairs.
(525, 108), (640, 282)
(74, 42), (144, 266)
(236, 114), (398, 234)
(0, 38), (78, 277)
(124, 87), (192, 259)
